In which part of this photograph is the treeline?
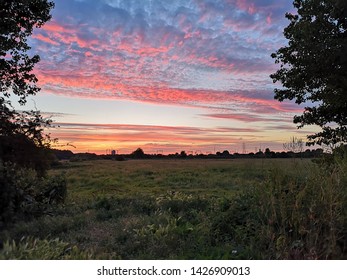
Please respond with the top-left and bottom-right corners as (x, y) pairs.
(52, 147), (326, 161)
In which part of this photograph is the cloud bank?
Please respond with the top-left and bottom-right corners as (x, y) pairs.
(32, 0), (292, 111)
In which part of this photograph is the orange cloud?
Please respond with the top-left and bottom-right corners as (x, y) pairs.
(49, 122), (264, 154)
(49, 120), (305, 155)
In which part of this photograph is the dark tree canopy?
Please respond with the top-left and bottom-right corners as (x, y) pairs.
(0, 0), (55, 173)
(0, 0), (54, 104)
(271, 0), (347, 146)
(131, 148), (146, 159)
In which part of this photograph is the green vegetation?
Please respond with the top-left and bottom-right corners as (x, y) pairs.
(1, 157), (346, 259)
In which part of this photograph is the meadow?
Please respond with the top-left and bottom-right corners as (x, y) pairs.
(1, 157), (346, 259)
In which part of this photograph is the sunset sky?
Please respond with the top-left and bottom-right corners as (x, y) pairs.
(16, 0), (319, 154)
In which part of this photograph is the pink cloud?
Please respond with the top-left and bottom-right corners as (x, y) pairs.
(33, 33), (60, 46)
(117, 39), (172, 57)
(36, 65), (297, 114)
(202, 113), (273, 122)
(36, 20), (100, 50)
(41, 21), (75, 34)
(266, 14), (272, 24)
(235, 0), (257, 14)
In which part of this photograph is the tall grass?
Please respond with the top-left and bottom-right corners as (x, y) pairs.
(220, 155), (347, 259)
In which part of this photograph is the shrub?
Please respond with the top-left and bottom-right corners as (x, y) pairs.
(37, 174), (67, 205)
(0, 161), (67, 227)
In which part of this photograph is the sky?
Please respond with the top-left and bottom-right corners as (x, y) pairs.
(18, 0), (319, 154)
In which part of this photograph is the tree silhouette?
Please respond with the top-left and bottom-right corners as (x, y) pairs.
(1, 0), (54, 104)
(0, 0), (55, 172)
(271, 0), (347, 146)
(131, 148), (146, 159)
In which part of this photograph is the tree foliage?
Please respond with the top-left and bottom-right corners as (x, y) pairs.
(0, 0), (55, 172)
(0, 0), (54, 104)
(271, 0), (347, 146)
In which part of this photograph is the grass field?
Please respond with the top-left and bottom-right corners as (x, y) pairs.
(56, 158), (280, 199)
(1, 158), (346, 259)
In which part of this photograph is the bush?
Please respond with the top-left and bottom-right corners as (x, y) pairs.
(0, 135), (54, 177)
(0, 161), (67, 227)
(37, 174), (67, 205)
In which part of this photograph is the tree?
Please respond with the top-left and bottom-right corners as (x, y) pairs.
(0, 0), (54, 104)
(0, 0), (55, 172)
(0, 2), (70, 227)
(180, 150), (187, 158)
(131, 148), (145, 159)
(264, 148), (272, 158)
(0, 104), (55, 176)
(270, 0), (347, 146)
